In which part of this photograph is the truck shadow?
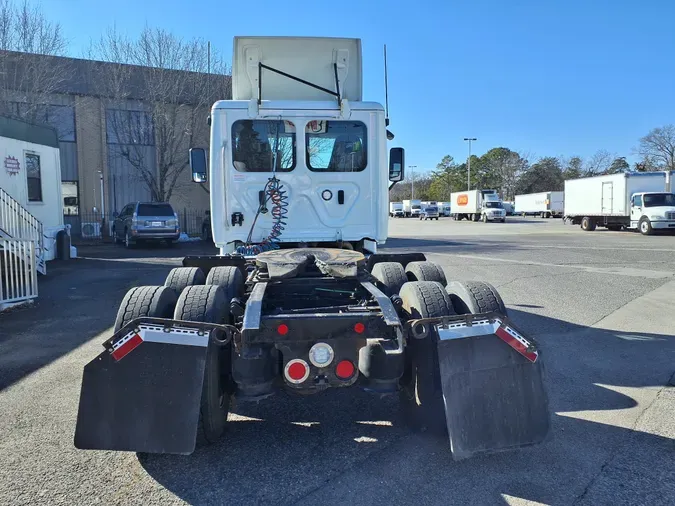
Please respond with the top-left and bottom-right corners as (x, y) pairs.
(0, 246), (205, 391)
(139, 308), (675, 506)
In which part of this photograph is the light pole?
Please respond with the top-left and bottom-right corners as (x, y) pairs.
(408, 165), (417, 199)
(463, 138), (477, 190)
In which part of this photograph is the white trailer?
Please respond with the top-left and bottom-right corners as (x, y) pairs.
(402, 199), (421, 218)
(1, 116), (67, 262)
(515, 191), (564, 218)
(564, 172), (675, 234)
(389, 202), (404, 217)
(450, 189), (506, 223)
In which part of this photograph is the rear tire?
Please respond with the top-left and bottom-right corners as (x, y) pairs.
(445, 281), (507, 316)
(581, 217), (596, 231)
(399, 281), (455, 434)
(205, 266), (244, 303)
(371, 262), (407, 295)
(174, 285), (230, 444)
(164, 267), (206, 295)
(405, 261), (447, 286)
(113, 285), (177, 332)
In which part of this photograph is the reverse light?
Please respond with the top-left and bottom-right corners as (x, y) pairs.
(335, 360), (355, 380)
(285, 359), (310, 384)
(309, 343), (334, 367)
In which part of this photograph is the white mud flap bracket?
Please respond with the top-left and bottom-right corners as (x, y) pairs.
(410, 313), (550, 460)
(74, 318), (236, 454)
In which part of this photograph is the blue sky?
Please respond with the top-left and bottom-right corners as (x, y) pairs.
(43, 0), (675, 173)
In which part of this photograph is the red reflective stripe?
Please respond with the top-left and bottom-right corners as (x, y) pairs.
(495, 326), (538, 363)
(112, 333), (143, 361)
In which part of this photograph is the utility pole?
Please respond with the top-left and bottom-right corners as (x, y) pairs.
(409, 165), (417, 199)
(463, 138), (477, 190)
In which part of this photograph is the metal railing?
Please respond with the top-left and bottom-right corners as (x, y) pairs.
(0, 187), (44, 253)
(0, 238), (38, 308)
(68, 209), (209, 244)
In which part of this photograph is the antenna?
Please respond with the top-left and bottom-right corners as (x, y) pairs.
(384, 44), (390, 126)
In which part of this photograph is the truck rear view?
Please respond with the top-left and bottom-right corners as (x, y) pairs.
(74, 36), (550, 461)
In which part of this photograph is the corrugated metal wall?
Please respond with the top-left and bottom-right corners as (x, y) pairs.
(107, 144), (154, 212)
(58, 141), (78, 181)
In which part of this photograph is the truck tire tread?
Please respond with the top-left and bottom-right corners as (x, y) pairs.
(370, 262), (407, 295)
(205, 266), (244, 303)
(113, 285), (177, 332)
(164, 267), (206, 295)
(405, 261), (448, 286)
(174, 285), (230, 445)
(399, 281), (455, 434)
(445, 281), (507, 316)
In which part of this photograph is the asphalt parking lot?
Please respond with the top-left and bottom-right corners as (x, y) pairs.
(1, 218), (674, 506)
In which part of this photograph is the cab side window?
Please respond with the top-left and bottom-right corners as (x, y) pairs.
(633, 195), (643, 207)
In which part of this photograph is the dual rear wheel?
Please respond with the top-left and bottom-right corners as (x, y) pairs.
(113, 265), (244, 446)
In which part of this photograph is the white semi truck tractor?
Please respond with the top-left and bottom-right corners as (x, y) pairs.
(74, 37), (549, 460)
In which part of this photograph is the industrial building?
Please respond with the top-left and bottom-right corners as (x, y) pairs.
(0, 50), (230, 238)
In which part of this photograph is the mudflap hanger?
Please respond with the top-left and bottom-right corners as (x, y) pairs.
(407, 312), (551, 460)
(74, 318), (238, 455)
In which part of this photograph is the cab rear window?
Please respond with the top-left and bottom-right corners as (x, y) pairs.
(138, 204), (174, 217)
(232, 120), (296, 172)
(306, 121), (367, 172)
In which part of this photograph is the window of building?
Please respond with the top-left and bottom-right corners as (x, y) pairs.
(62, 181), (79, 215)
(232, 120), (296, 172)
(25, 153), (42, 202)
(306, 121), (367, 172)
(106, 109), (155, 145)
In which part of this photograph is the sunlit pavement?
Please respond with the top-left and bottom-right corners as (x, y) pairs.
(0, 219), (673, 505)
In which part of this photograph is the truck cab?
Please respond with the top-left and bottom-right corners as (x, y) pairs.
(191, 37), (404, 255)
(630, 192), (675, 234)
(389, 202), (404, 217)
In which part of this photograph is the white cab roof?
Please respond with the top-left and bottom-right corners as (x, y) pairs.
(232, 37), (362, 102)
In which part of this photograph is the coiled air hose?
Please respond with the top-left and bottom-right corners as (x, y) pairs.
(236, 176), (288, 256)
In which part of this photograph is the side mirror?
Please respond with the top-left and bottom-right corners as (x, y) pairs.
(190, 148), (208, 183)
(389, 147), (405, 182)
(113, 211), (119, 218)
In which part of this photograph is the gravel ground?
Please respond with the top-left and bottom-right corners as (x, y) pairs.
(0, 220), (673, 506)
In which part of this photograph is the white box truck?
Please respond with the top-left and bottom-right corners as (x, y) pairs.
(515, 191), (564, 218)
(389, 202), (404, 217)
(402, 199), (421, 218)
(450, 189), (506, 222)
(564, 172), (675, 234)
(438, 202), (451, 216)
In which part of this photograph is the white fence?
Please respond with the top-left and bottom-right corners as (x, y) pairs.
(0, 238), (38, 308)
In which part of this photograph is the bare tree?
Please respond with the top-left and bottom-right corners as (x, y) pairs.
(636, 125), (675, 171)
(584, 149), (613, 176)
(91, 26), (231, 202)
(0, 0), (69, 121)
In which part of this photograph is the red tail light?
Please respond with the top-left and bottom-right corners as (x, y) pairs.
(277, 324), (289, 335)
(354, 322), (365, 334)
(335, 360), (355, 380)
(285, 359), (309, 384)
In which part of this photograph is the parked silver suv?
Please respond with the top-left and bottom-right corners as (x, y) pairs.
(112, 202), (180, 248)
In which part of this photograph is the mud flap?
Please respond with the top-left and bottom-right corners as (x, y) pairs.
(432, 314), (550, 459)
(74, 321), (211, 454)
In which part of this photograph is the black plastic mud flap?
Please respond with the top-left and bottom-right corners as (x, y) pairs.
(426, 314), (550, 460)
(74, 321), (211, 454)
